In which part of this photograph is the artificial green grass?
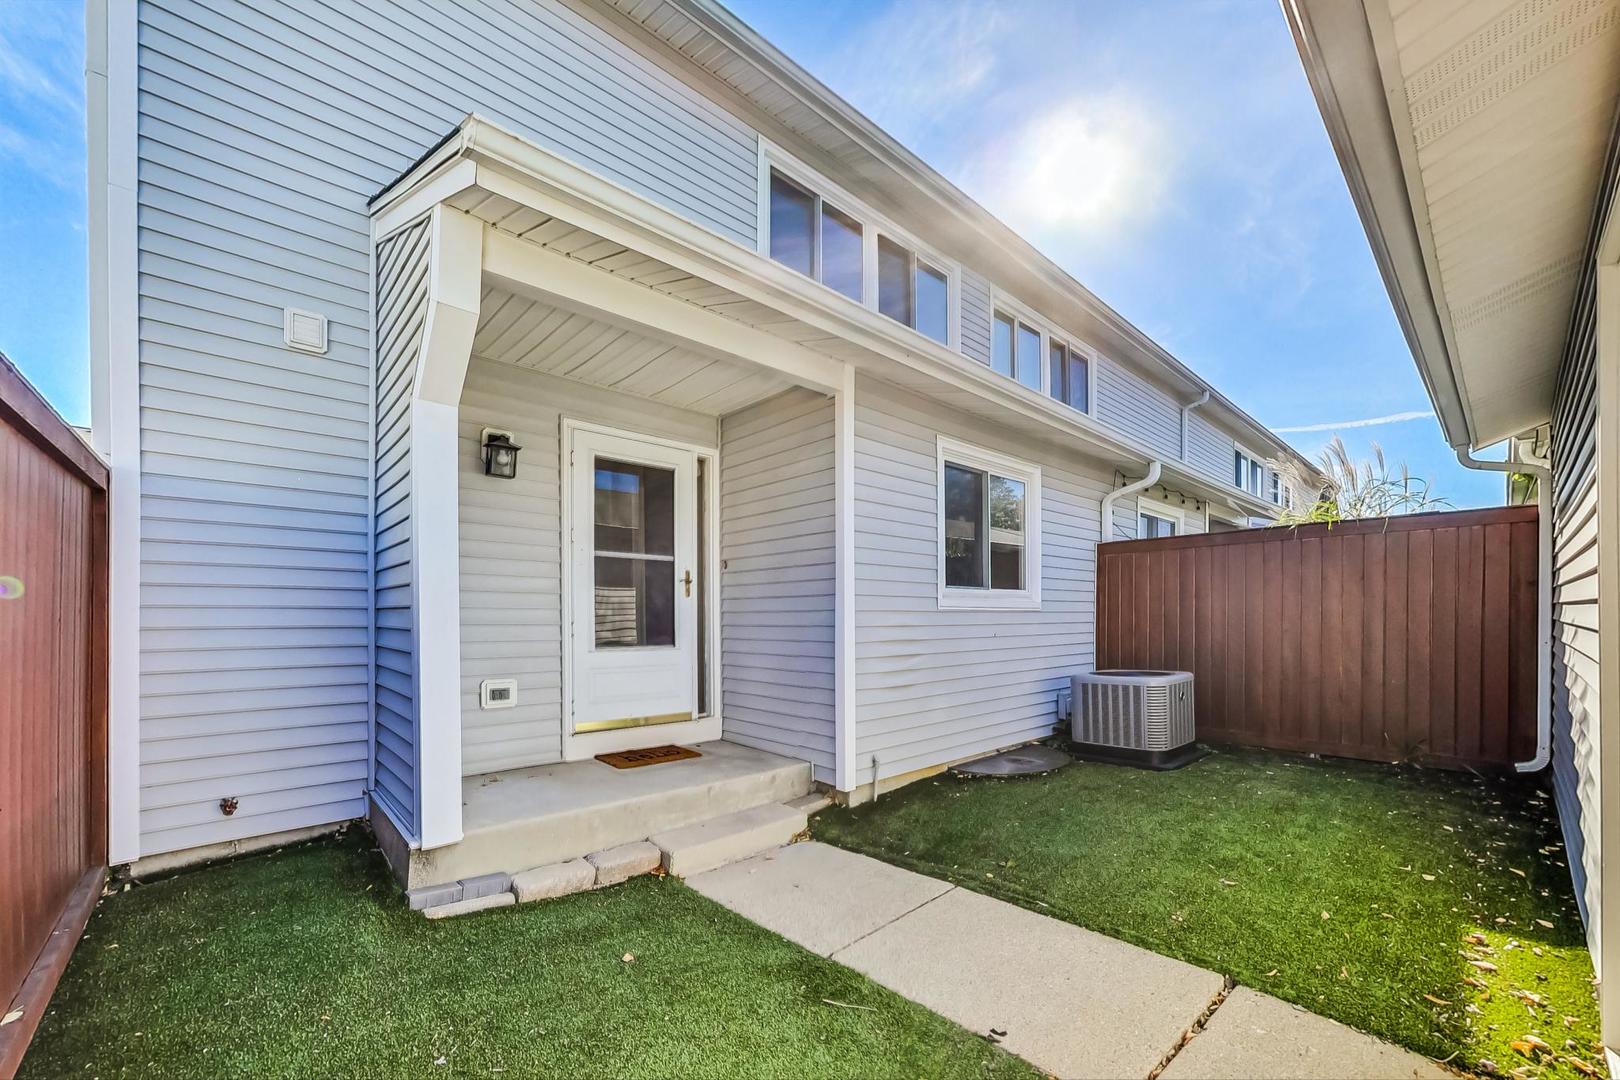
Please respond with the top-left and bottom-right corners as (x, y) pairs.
(815, 748), (1604, 1079)
(21, 830), (1035, 1079)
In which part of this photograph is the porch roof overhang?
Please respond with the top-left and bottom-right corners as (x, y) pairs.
(1283, 0), (1620, 450)
(371, 114), (1288, 518)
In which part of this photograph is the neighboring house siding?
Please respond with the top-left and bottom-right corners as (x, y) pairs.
(960, 269), (993, 367)
(1547, 105), (1618, 945)
(719, 390), (837, 780)
(1096, 355), (1183, 460)
(852, 374), (1110, 785)
(457, 359), (717, 776)
(132, 0), (762, 854)
(371, 219), (431, 835)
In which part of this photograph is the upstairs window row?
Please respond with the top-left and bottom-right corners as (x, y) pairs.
(992, 309), (1091, 414)
(768, 169), (950, 345)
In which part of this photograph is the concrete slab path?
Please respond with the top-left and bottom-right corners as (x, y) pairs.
(689, 842), (1448, 1080)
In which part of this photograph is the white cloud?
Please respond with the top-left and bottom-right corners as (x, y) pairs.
(969, 94), (1171, 241)
(1272, 410), (1435, 433)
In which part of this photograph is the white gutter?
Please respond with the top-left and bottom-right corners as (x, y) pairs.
(1454, 446), (1552, 772)
(1180, 390), (1210, 462)
(1099, 461), (1164, 545)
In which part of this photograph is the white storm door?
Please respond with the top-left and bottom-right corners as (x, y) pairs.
(568, 428), (699, 736)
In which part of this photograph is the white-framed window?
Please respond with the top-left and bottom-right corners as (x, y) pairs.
(1268, 471), (1281, 505)
(760, 145), (959, 349)
(990, 293), (1097, 412)
(1137, 495), (1184, 539)
(937, 437), (1042, 610)
(1234, 445), (1265, 497)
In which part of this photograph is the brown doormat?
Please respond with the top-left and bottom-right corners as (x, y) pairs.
(595, 745), (702, 769)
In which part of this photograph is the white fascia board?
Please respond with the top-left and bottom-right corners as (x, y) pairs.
(87, 0), (141, 864)
(1281, 0), (1474, 449)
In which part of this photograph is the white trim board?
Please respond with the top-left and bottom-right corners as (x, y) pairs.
(86, 0), (141, 864)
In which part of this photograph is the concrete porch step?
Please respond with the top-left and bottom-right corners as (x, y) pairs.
(650, 802), (808, 877)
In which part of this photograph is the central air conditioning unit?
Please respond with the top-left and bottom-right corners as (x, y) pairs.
(1070, 670), (1202, 770)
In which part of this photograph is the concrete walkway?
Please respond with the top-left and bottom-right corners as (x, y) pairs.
(688, 842), (1449, 1080)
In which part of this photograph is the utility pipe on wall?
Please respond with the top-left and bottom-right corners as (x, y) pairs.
(1099, 461), (1163, 544)
(1455, 445), (1552, 772)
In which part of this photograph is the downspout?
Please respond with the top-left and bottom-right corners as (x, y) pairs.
(1099, 461), (1164, 544)
(1455, 445), (1552, 772)
(1180, 391), (1210, 462)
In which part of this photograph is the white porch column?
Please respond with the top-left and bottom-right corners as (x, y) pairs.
(834, 364), (857, 792)
(411, 206), (482, 849)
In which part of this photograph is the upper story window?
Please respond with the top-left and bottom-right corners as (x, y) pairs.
(1234, 446), (1264, 497)
(879, 236), (950, 344)
(768, 170), (863, 302)
(763, 151), (956, 348)
(937, 437), (1041, 610)
(992, 311), (1043, 390)
(1048, 338), (1090, 413)
(1268, 472), (1281, 505)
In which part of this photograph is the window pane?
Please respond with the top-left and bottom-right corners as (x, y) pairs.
(821, 203), (863, 302)
(1048, 341), (1066, 403)
(1015, 322), (1041, 390)
(595, 459), (674, 556)
(1234, 451), (1246, 487)
(1067, 352), (1088, 411)
(943, 463), (984, 588)
(1139, 513), (1176, 539)
(992, 313), (1015, 378)
(990, 542), (1023, 591)
(1250, 461), (1263, 495)
(988, 474), (1026, 591)
(916, 261), (949, 343)
(878, 236), (912, 326)
(594, 557), (675, 648)
(769, 172), (814, 277)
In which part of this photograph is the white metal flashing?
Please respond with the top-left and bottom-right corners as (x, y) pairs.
(86, 0), (141, 864)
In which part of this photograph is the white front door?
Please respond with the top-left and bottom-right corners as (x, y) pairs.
(567, 426), (703, 753)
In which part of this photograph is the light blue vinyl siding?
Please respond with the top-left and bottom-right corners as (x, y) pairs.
(960, 269), (993, 366)
(133, 0), (762, 856)
(719, 390), (838, 781)
(370, 219), (431, 836)
(852, 375), (1110, 785)
(1095, 355), (1182, 461)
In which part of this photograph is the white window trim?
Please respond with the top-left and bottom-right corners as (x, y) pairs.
(936, 436), (1042, 611)
(759, 140), (960, 350)
(988, 287), (1099, 414)
(1234, 441), (1267, 497)
(1136, 494), (1186, 536)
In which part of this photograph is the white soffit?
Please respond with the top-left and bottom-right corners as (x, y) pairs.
(1373, 0), (1620, 445)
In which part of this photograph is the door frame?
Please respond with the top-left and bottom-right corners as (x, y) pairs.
(559, 418), (721, 761)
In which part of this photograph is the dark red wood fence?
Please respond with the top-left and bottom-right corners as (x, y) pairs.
(1097, 506), (1539, 769)
(0, 352), (108, 1075)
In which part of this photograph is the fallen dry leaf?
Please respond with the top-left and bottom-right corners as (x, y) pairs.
(1423, 994), (1451, 1006)
(1510, 868), (1526, 878)
(1263, 969), (1279, 977)
(1536, 919), (1555, 929)
(1510, 1040), (1535, 1058)
(622, 953), (635, 964)
(1466, 933), (1488, 946)
(1422, 874), (1436, 881)
(1, 1009), (21, 1026)
(1470, 960), (1499, 973)
(1568, 1057), (1599, 1076)
(1321, 911), (1331, 920)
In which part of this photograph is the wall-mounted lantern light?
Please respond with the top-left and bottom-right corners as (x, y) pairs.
(482, 429), (522, 479)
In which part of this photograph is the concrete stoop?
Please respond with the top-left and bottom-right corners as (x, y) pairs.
(414, 801), (807, 917)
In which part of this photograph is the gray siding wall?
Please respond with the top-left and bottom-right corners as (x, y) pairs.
(852, 374), (1112, 784)
(960, 269), (993, 367)
(1186, 412), (1235, 486)
(1095, 355), (1183, 460)
(457, 359), (718, 776)
(371, 219), (431, 835)
(1551, 239), (1606, 944)
(133, 0), (761, 854)
(719, 390), (838, 781)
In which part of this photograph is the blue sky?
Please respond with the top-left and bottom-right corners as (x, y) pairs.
(0, 0), (1504, 506)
